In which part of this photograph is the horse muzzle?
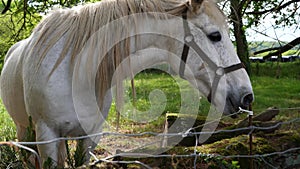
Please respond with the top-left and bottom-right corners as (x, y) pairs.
(225, 92), (254, 118)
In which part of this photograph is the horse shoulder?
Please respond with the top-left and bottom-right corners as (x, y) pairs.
(21, 35), (85, 136)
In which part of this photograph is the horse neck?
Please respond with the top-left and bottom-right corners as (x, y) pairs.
(95, 15), (184, 82)
(127, 16), (185, 76)
(95, 15), (185, 107)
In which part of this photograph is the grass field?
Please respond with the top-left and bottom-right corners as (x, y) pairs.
(0, 61), (299, 168)
(250, 61), (300, 115)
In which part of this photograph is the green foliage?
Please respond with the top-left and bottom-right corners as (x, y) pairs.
(245, 0), (299, 28)
(0, 0), (103, 68)
(0, 0), (41, 68)
(28, 0), (99, 14)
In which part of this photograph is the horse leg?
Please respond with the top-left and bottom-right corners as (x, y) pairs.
(16, 124), (27, 141)
(15, 123), (39, 168)
(76, 137), (99, 166)
(16, 124), (33, 165)
(35, 120), (66, 168)
(57, 139), (67, 167)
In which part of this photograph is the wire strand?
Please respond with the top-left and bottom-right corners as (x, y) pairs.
(1, 107), (300, 168)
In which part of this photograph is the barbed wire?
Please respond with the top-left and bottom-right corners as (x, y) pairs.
(90, 146), (300, 160)
(88, 146), (300, 169)
(1, 107), (300, 168)
(2, 121), (290, 146)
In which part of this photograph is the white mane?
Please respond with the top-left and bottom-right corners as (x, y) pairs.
(31, 0), (226, 107)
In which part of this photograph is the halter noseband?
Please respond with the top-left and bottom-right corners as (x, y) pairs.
(179, 10), (245, 103)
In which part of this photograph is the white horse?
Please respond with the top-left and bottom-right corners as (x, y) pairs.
(0, 0), (253, 167)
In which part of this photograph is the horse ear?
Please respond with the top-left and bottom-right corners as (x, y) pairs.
(189, 0), (204, 14)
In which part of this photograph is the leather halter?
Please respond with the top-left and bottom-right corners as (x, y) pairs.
(179, 10), (245, 103)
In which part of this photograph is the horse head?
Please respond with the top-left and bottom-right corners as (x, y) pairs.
(177, 0), (253, 116)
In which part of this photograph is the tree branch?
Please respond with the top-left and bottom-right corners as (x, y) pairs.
(1, 0), (12, 14)
(254, 47), (281, 55)
(254, 37), (300, 59)
(246, 0), (300, 15)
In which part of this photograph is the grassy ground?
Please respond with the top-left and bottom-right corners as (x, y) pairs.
(106, 71), (211, 133)
(251, 60), (300, 79)
(108, 61), (300, 132)
(99, 61), (300, 168)
(0, 61), (299, 168)
(250, 60), (300, 119)
(0, 100), (15, 141)
(251, 76), (300, 111)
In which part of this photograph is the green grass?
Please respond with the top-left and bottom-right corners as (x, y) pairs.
(124, 72), (210, 115)
(0, 100), (15, 141)
(107, 62), (300, 132)
(106, 71), (211, 133)
(0, 101), (23, 169)
(251, 60), (300, 79)
(250, 61), (300, 113)
(251, 76), (300, 112)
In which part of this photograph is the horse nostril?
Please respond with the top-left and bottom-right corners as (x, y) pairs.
(241, 93), (254, 107)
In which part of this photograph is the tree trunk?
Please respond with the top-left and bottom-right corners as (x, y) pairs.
(230, 0), (251, 75)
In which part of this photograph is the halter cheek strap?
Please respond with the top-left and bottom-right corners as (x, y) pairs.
(206, 63), (245, 103)
(179, 11), (190, 78)
(179, 10), (245, 104)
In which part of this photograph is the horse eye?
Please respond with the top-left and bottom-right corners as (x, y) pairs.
(207, 31), (222, 42)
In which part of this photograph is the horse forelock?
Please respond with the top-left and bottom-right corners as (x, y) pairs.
(202, 0), (227, 29)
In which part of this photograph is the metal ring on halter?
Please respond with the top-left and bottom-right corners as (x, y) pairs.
(215, 67), (225, 76)
(184, 34), (194, 43)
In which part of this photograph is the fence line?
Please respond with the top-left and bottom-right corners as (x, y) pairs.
(5, 117), (299, 146)
(87, 146), (300, 169)
(1, 107), (300, 168)
(89, 146), (300, 159)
